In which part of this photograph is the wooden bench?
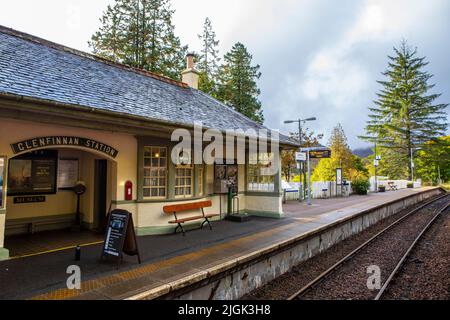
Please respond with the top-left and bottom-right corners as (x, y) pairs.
(163, 200), (219, 236)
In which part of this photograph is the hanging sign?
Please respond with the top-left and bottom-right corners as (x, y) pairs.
(295, 152), (307, 162)
(101, 209), (141, 268)
(11, 136), (118, 159)
(309, 149), (332, 159)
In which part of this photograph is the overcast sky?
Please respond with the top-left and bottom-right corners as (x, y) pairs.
(1, 0), (449, 148)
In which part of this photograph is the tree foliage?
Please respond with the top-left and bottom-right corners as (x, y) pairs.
(415, 136), (450, 184)
(216, 42), (264, 124)
(313, 124), (368, 182)
(360, 41), (448, 180)
(281, 130), (323, 181)
(89, 0), (187, 80)
(197, 17), (221, 96)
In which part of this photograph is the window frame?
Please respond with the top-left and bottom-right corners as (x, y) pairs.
(142, 146), (168, 200)
(174, 163), (194, 199)
(247, 152), (276, 192)
(197, 165), (204, 197)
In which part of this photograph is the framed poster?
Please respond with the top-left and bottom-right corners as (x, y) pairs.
(58, 159), (79, 189)
(214, 164), (239, 194)
(0, 157), (5, 209)
(336, 168), (343, 185)
(7, 150), (58, 196)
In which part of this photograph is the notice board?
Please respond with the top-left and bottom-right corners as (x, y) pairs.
(58, 159), (79, 189)
(7, 150), (57, 196)
(101, 209), (141, 268)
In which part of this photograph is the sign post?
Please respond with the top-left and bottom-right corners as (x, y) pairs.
(307, 150), (311, 205)
(101, 209), (141, 269)
(336, 168), (342, 197)
(295, 152), (307, 202)
(301, 147), (332, 206)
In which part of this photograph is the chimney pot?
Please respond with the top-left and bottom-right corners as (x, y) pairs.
(186, 54), (195, 69)
(182, 53), (199, 89)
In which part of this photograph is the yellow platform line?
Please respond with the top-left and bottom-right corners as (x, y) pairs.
(31, 222), (298, 300)
(10, 241), (104, 260)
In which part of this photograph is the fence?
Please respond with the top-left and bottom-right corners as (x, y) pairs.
(369, 178), (422, 192)
(283, 181), (353, 201)
(283, 178), (422, 202)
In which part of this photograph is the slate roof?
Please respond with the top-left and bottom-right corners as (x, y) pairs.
(0, 25), (297, 146)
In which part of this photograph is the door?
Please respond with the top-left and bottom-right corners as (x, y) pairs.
(94, 159), (108, 232)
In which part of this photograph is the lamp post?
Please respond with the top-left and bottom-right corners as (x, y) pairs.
(374, 141), (378, 193)
(284, 117), (317, 202)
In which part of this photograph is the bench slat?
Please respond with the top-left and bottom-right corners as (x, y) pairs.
(169, 214), (219, 224)
(163, 200), (212, 214)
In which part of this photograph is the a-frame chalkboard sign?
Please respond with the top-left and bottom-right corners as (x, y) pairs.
(101, 209), (141, 269)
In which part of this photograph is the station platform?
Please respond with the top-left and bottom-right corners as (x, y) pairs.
(0, 187), (441, 300)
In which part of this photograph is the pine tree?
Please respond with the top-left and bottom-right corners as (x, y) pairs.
(415, 136), (450, 184)
(217, 42), (264, 124)
(89, 0), (187, 80)
(361, 41), (448, 180)
(197, 17), (221, 96)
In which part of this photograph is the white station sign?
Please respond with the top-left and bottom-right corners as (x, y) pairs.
(295, 152), (307, 162)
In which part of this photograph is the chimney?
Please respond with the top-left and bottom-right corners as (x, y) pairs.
(181, 53), (199, 89)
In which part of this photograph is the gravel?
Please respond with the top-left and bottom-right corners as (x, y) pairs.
(242, 195), (449, 300)
(381, 208), (450, 300)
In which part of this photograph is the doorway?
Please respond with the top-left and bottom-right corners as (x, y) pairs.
(94, 159), (108, 232)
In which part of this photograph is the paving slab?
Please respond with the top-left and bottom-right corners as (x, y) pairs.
(0, 187), (438, 300)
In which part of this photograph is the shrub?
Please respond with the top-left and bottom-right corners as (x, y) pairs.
(407, 182), (414, 188)
(352, 178), (371, 195)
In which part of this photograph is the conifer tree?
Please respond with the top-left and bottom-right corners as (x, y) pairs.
(361, 41), (448, 180)
(217, 42), (264, 124)
(197, 17), (221, 96)
(89, 0), (187, 80)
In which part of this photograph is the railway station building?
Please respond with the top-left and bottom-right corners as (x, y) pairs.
(0, 26), (297, 260)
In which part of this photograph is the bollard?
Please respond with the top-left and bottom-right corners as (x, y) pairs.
(75, 245), (81, 261)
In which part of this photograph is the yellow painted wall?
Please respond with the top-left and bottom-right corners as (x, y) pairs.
(0, 118), (137, 242)
(0, 117), (283, 243)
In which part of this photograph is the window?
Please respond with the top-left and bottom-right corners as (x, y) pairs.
(198, 166), (204, 196)
(175, 164), (193, 198)
(143, 147), (167, 198)
(247, 153), (275, 192)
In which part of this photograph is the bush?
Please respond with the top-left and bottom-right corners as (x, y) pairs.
(407, 182), (414, 188)
(352, 178), (371, 195)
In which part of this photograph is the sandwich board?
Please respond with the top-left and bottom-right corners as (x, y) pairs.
(101, 209), (141, 269)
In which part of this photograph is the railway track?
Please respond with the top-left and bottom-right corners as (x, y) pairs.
(287, 193), (450, 300)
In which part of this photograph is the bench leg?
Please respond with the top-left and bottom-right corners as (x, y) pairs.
(201, 218), (213, 231)
(175, 223), (186, 236)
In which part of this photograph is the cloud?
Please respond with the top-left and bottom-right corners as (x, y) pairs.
(0, 0), (448, 148)
(264, 0), (450, 148)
